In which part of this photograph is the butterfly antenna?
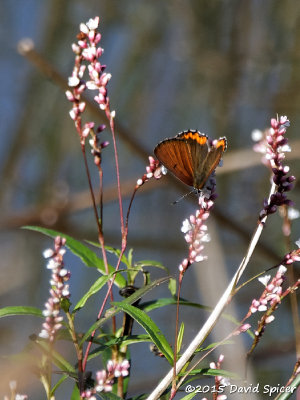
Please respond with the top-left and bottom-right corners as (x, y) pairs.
(171, 189), (196, 205)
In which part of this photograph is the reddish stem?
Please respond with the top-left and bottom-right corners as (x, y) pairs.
(171, 272), (184, 396)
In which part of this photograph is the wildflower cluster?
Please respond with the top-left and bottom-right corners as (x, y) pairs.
(245, 244), (300, 338)
(81, 359), (130, 399)
(201, 355), (229, 400)
(252, 116), (295, 220)
(249, 265), (287, 319)
(66, 16), (112, 147)
(136, 156), (164, 187)
(39, 236), (70, 342)
(282, 240), (300, 264)
(179, 177), (217, 274)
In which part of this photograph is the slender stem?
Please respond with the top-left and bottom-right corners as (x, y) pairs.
(81, 143), (100, 228)
(99, 166), (104, 229)
(81, 144), (116, 369)
(171, 273), (183, 396)
(66, 311), (83, 372)
(82, 184), (139, 372)
(106, 108), (125, 238)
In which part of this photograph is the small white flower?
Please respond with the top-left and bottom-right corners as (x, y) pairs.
(181, 219), (192, 233)
(15, 395), (28, 400)
(258, 304), (267, 312)
(258, 275), (271, 286)
(201, 233), (211, 243)
(79, 23), (89, 34)
(251, 129), (263, 142)
(39, 329), (50, 339)
(43, 248), (54, 258)
(86, 81), (99, 90)
(42, 309), (51, 317)
(195, 254), (206, 262)
(288, 208), (300, 220)
(47, 259), (59, 270)
(265, 315), (275, 324)
(86, 17), (99, 30)
(220, 377), (230, 386)
(68, 76), (80, 87)
(278, 144), (291, 152)
(277, 264), (287, 275)
(59, 268), (68, 277)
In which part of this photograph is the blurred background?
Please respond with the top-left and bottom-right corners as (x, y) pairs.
(1, 0), (300, 398)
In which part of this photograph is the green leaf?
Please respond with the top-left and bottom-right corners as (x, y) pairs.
(179, 368), (239, 379)
(0, 306), (43, 318)
(135, 260), (167, 270)
(50, 375), (68, 396)
(73, 272), (122, 312)
(168, 278), (177, 296)
(36, 340), (75, 373)
(127, 248), (133, 267)
(88, 335), (151, 361)
(140, 298), (210, 312)
(80, 277), (170, 346)
(112, 302), (173, 364)
(23, 226), (126, 288)
(71, 384), (81, 400)
(177, 322), (184, 354)
(196, 340), (234, 352)
(180, 392), (199, 400)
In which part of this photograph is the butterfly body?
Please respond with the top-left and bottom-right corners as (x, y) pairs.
(154, 130), (227, 190)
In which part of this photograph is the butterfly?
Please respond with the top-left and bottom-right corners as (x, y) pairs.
(154, 130), (227, 190)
